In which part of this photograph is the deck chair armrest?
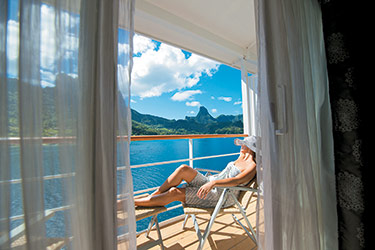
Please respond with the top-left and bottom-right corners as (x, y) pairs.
(216, 186), (258, 192)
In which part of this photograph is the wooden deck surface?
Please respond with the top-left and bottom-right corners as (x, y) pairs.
(120, 198), (257, 250)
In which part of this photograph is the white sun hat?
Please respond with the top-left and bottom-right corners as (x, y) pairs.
(234, 135), (258, 153)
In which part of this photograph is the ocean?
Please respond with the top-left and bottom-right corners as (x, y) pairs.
(8, 137), (240, 236)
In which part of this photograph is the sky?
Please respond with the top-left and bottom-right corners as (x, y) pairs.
(6, 1), (243, 120)
(129, 34), (243, 120)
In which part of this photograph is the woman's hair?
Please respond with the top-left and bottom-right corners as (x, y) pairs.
(253, 152), (256, 163)
(251, 150), (257, 163)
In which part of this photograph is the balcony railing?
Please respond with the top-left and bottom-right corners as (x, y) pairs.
(2, 134), (247, 227)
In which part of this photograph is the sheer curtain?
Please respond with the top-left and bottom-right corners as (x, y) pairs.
(255, 0), (338, 249)
(0, 0), (135, 249)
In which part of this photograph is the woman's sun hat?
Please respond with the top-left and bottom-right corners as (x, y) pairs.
(234, 135), (258, 153)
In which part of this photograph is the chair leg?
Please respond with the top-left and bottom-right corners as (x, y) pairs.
(138, 215), (165, 250)
(232, 214), (257, 244)
(145, 215), (157, 237)
(198, 189), (228, 250)
(154, 217), (165, 250)
(182, 214), (189, 229)
(237, 206), (257, 244)
(229, 192), (257, 245)
(232, 213), (239, 224)
(191, 214), (202, 242)
(188, 190), (228, 250)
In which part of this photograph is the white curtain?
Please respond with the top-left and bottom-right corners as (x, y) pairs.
(255, 0), (338, 249)
(0, 0), (136, 249)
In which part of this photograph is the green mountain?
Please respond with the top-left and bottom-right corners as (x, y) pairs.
(185, 106), (216, 124)
(6, 76), (243, 136)
(6, 78), (60, 137)
(131, 106), (243, 135)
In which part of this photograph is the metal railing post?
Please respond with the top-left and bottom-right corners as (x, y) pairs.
(189, 138), (193, 168)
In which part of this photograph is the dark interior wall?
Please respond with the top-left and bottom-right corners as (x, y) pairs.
(319, 1), (372, 249)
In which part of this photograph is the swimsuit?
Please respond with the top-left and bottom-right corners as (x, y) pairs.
(182, 161), (243, 208)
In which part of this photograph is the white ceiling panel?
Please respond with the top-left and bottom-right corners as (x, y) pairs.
(134, 0), (257, 73)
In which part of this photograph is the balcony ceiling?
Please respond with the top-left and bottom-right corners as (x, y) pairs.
(134, 0), (258, 73)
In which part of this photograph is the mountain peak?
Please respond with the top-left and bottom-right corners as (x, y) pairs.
(194, 106), (216, 124)
(197, 106), (209, 115)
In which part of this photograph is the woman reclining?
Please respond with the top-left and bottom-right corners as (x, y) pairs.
(134, 136), (257, 208)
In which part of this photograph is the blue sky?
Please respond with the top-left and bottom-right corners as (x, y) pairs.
(129, 34), (243, 120)
(6, 1), (243, 120)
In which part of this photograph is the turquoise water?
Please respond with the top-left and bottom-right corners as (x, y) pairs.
(8, 137), (240, 236)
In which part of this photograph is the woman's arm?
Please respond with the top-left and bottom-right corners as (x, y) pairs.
(197, 163), (256, 199)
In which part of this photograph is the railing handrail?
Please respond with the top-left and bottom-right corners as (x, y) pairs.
(120, 152), (239, 170)
(2, 134), (247, 144)
(130, 134), (247, 141)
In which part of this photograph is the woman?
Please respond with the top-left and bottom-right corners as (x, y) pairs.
(134, 136), (257, 208)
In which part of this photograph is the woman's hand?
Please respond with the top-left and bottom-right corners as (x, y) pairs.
(197, 181), (215, 199)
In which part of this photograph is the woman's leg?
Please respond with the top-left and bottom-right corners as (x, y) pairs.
(151, 164), (197, 196)
(135, 187), (186, 207)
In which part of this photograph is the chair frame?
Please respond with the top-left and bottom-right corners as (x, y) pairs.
(138, 214), (165, 250)
(119, 194), (166, 250)
(182, 168), (258, 250)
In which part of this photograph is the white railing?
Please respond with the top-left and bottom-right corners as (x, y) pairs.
(2, 134), (247, 223)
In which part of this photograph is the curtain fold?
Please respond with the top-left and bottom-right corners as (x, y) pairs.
(0, 0), (136, 249)
(255, 0), (338, 249)
(18, 1), (46, 249)
(0, 1), (11, 249)
(117, 0), (137, 248)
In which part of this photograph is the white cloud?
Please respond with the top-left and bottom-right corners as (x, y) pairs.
(117, 64), (130, 99)
(131, 35), (219, 98)
(41, 7), (57, 70)
(234, 101), (242, 105)
(41, 80), (55, 87)
(40, 69), (57, 85)
(133, 34), (157, 54)
(67, 73), (78, 79)
(6, 20), (19, 78)
(118, 42), (130, 56)
(40, 5), (79, 70)
(218, 96), (232, 102)
(171, 90), (202, 101)
(6, 20), (18, 60)
(211, 109), (217, 113)
(186, 101), (201, 107)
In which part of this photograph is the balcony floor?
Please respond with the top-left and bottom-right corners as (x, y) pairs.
(121, 198), (257, 250)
